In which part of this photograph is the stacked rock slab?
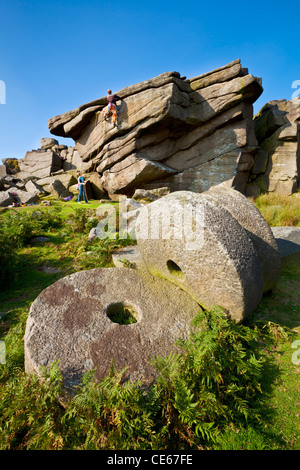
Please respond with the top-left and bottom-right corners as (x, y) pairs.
(48, 59), (263, 198)
(24, 188), (280, 399)
(19, 150), (63, 179)
(247, 98), (300, 196)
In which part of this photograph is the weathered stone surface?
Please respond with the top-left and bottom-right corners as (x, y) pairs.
(135, 191), (264, 322)
(271, 226), (300, 258)
(48, 60), (263, 197)
(8, 188), (39, 205)
(19, 150), (62, 179)
(49, 179), (73, 199)
(84, 172), (106, 199)
(1, 174), (24, 190)
(25, 179), (47, 196)
(24, 266), (202, 398)
(205, 186), (281, 292)
(40, 137), (59, 150)
(2, 158), (20, 175)
(132, 187), (170, 201)
(112, 245), (143, 269)
(62, 148), (93, 173)
(14, 171), (36, 183)
(36, 173), (77, 192)
(0, 165), (7, 178)
(101, 155), (177, 196)
(248, 98), (300, 195)
(0, 191), (12, 207)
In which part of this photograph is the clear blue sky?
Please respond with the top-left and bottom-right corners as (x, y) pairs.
(0, 0), (299, 160)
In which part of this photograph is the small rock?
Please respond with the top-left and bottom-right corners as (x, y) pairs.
(36, 265), (60, 274)
(40, 137), (59, 150)
(31, 236), (51, 243)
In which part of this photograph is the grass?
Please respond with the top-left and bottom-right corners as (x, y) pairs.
(0, 193), (299, 450)
(252, 192), (300, 227)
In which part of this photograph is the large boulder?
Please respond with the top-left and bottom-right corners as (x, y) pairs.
(19, 150), (63, 179)
(25, 179), (47, 196)
(8, 188), (39, 205)
(2, 158), (20, 175)
(24, 266), (202, 399)
(48, 59), (263, 197)
(49, 180), (73, 199)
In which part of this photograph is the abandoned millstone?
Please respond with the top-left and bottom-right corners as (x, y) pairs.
(205, 185), (281, 292)
(24, 266), (202, 399)
(135, 190), (264, 322)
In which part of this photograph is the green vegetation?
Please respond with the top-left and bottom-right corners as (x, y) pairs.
(252, 192), (300, 227)
(0, 195), (299, 450)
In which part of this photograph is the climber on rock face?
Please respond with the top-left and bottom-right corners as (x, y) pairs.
(104, 89), (123, 127)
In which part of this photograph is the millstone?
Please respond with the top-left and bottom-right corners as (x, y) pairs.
(24, 266), (201, 399)
(135, 191), (264, 322)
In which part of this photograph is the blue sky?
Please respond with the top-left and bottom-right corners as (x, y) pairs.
(0, 0), (299, 160)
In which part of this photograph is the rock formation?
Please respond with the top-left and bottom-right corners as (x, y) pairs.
(48, 59), (263, 198)
(2, 60), (299, 206)
(247, 98), (300, 196)
(0, 138), (106, 206)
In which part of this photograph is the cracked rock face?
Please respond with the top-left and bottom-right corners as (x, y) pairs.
(48, 59), (263, 198)
(248, 98), (300, 196)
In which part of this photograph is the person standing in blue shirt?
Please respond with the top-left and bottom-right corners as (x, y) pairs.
(77, 171), (89, 203)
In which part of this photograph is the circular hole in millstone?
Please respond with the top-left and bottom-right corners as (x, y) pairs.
(166, 260), (185, 280)
(106, 302), (138, 325)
